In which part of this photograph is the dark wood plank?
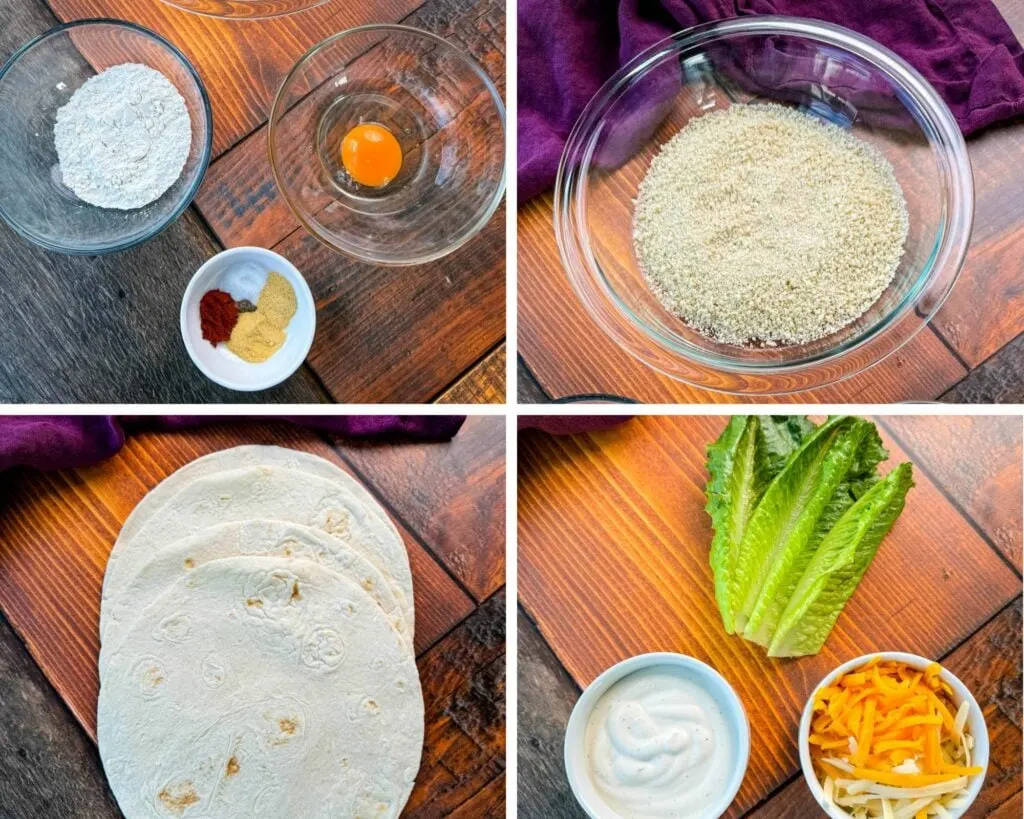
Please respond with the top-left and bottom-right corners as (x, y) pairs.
(517, 416), (1022, 816)
(941, 333), (1024, 405)
(333, 416), (506, 601)
(882, 415), (1023, 572)
(437, 344), (507, 404)
(0, 611), (121, 819)
(518, 195), (967, 403)
(517, 354), (550, 403)
(407, 590), (505, 817)
(0, 421), (475, 738)
(276, 210), (504, 402)
(48, 0), (421, 159)
(752, 599), (1023, 818)
(517, 607), (586, 819)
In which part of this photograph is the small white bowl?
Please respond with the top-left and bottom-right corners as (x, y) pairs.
(564, 652), (750, 819)
(180, 246), (315, 391)
(799, 652), (989, 819)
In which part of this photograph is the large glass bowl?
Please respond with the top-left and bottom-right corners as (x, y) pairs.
(0, 20), (212, 256)
(269, 25), (506, 266)
(159, 0), (328, 18)
(555, 16), (973, 395)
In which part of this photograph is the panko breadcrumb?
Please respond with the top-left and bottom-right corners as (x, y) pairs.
(632, 104), (909, 345)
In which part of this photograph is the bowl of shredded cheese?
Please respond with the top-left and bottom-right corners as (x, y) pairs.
(799, 653), (988, 819)
(555, 16), (973, 395)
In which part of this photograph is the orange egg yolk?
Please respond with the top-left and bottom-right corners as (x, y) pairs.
(340, 123), (402, 188)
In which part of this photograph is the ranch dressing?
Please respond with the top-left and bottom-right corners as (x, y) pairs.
(583, 666), (733, 818)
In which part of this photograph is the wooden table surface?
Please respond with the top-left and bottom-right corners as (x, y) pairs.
(518, 0), (1024, 404)
(518, 415), (1023, 817)
(0, 416), (506, 816)
(0, 0), (505, 403)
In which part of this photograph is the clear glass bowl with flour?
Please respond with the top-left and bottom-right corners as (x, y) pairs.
(0, 20), (212, 255)
(555, 17), (974, 396)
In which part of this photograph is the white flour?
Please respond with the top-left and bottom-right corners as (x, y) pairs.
(54, 63), (192, 210)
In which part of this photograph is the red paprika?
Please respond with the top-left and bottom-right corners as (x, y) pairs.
(199, 289), (239, 344)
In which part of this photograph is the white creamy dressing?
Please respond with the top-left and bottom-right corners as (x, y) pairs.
(584, 666), (733, 818)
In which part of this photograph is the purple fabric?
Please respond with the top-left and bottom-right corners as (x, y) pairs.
(519, 416), (632, 435)
(519, 0), (1024, 200)
(0, 416), (465, 473)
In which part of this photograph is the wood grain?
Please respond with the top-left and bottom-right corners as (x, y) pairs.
(438, 344), (507, 405)
(941, 333), (1024, 405)
(0, 612), (120, 819)
(0, 421), (478, 739)
(333, 415), (506, 601)
(47, 0), (421, 158)
(517, 195), (968, 403)
(751, 598), (1023, 818)
(882, 415), (1023, 572)
(408, 589), (506, 817)
(518, 354), (550, 403)
(517, 416), (1022, 816)
(517, 607), (587, 819)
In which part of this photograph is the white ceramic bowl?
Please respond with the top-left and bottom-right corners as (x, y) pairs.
(564, 652), (750, 819)
(180, 246), (315, 391)
(799, 652), (989, 819)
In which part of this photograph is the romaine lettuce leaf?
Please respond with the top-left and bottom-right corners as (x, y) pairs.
(731, 416), (862, 636)
(768, 462), (914, 657)
(706, 416), (817, 633)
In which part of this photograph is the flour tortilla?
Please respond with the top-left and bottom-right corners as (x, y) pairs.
(114, 445), (400, 559)
(99, 520), (410, 656)
(98, 556), (423, 819)
(102, 466), (414, 637)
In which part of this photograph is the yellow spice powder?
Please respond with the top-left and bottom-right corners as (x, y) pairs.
(227, 271), (297, 363)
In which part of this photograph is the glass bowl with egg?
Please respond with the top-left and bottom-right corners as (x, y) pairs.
(564, 652), (750, 818)
(268, 25), (506, 266)
(555, 16), (973, 395)
(0, 20), (212, 255)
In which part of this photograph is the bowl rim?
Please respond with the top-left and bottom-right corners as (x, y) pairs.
(0, 18), (214, 256)
(179, 246), (316, 392)
(267, 23), (507, 266)
(798, 652), (989, 819)
(158, 0), (331, 21)
(554, 15), (975, 395)
(563, 651), (751, 819)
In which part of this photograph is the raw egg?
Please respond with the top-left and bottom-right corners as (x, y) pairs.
(340, 123), (402, 188)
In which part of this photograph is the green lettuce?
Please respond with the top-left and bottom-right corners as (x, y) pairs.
(730, 416), (863, 636)
(743, 420), (889, 646)
(768, 463), (915, 657)
(705, 416), (815, 633)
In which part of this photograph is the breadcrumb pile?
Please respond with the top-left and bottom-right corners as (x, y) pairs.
(633, 104), (909, 346)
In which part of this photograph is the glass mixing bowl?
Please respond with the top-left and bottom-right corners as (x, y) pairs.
(160, 0), (328, 18)
(0, 20), (212, 256)
(555, 16), (973, 395)
(269, 25), (506, 266)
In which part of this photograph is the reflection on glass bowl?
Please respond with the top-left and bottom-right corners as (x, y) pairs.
(555, 16), (973, 395)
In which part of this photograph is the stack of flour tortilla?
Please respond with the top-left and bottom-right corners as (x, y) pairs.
(96, 445), (423, 818)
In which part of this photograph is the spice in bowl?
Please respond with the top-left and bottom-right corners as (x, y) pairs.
(809, 657), (983, 818)
(196, 269), (297, 363)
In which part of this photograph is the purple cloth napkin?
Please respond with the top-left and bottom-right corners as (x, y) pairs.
(519, 0), (1024, 200)
(519, 416), (632, 435)
(0, 416), (465, 473)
